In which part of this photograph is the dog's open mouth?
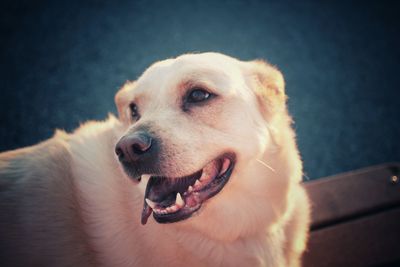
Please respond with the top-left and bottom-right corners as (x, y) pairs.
(141, 153), (235, 225)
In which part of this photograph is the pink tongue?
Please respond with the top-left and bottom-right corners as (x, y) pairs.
(141, 204), (152, 225)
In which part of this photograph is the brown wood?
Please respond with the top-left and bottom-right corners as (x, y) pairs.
(303, 207), (400, 267)
(302, 163), (400, 266)
(304, 163), (400, 229)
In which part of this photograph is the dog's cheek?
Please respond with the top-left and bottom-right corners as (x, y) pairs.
(216, 100), (270, 160)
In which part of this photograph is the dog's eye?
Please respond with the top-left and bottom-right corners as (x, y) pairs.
(187, 88), (212, 103)
(129, 103), (140, 121)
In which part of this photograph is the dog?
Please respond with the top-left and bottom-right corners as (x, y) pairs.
(0, 52), (310, 267)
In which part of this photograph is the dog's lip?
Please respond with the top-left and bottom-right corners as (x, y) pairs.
(141, 153), (236, 225)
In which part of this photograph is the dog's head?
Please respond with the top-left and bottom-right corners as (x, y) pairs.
(114, 53), (290, 236)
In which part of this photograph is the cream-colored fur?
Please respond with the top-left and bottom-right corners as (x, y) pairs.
(0, 53), (310, 267)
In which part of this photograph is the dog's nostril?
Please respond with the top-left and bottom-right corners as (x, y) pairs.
(132, 141), (151, 155)
(132, 144), (144, 155)
(115, 147), (124, 158)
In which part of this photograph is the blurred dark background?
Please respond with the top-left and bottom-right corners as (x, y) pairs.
(0, 0), (399, 179)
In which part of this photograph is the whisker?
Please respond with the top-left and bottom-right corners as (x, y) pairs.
(256, 159), (276, 173)
(302, 173), (311, 181)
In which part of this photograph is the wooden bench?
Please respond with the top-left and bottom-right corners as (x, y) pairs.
(303, 163), (400, 267)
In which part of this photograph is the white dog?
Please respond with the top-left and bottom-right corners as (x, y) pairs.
(0, 53), (310, 267)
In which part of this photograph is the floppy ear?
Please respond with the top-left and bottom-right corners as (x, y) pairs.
(115, 81), (136, 123)
(246, 60), (286, 119)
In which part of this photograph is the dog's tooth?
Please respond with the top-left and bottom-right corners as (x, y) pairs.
(153, 208), (161, 214)
(170, 204), (179, 212)
(175, 193), (185, 207)
(156, 208), (165, 214)
(167, 205), (178, 213)
(194, 179), (202, 189)
(199, 172), (208, 182)
(145, 198), (157, 210)
(188, 185), (194, 193)
(141, 174), (151, 181)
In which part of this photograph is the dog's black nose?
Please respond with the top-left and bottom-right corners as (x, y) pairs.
(115, 132), (153, 162)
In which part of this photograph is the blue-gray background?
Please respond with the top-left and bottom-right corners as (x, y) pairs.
(0, 0), (399, 179)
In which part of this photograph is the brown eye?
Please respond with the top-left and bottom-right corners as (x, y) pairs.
(187, 88), (212, 103)
(129, 103), (140, 120)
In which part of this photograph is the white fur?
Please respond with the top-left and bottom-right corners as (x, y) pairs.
(0, 53), (310, 267)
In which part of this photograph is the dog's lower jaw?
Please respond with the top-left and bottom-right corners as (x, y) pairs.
(141, 154), (235, 225)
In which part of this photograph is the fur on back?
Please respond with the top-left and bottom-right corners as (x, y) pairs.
(0, 132), (96, 266)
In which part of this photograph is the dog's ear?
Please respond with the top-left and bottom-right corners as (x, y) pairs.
(245, 60), (286, 119)
(115, 81), (135, 123)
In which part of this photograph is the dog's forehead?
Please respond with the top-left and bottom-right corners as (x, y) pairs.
(134, 53), (245, 97)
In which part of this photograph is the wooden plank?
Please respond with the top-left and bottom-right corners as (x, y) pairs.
(303, 207), (400, 267)
(304, 163), (400, 229)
